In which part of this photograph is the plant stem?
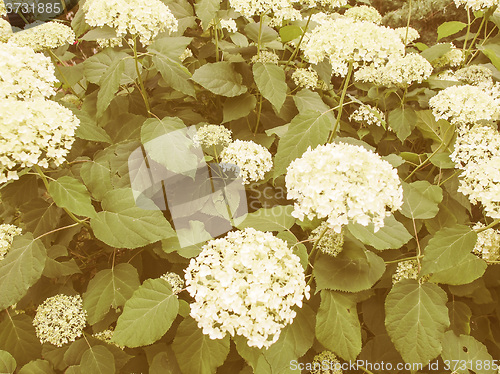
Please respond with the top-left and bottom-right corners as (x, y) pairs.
(463, 8), (472, 54)
(257, 15), (263, 58)
(254, 95), (263, 135)
(475, 218), (500, 233)
(284, 13), (312, 71)
(464, 15), (487, 63)
(214, 18), (220, 62)
(385, 255), (423, 265)
(132, 37), (151, 115)
(404, 0), (412, 47)
(327, 61), (353, 143)
(305, 225), (329, 283)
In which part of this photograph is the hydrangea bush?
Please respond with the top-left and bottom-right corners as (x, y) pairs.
(1, 0), (500, 372)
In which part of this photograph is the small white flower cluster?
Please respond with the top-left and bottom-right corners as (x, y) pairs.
(179, 47), (193, 61)
(472, 223), (500, 262)
(83, 0), (178, 46)
(93, 328), (124, 348)
(311, 351), (343, 374)
(0, 19), (12, 43)
(392, 259), (422, 285)
(297, 0), (347, 8)
(8, 22), (75, 52)
(454, 65), (493, 87)
(33, 294), (87, 347)
(309, 222), (344, 257)
(292, 68), (319, 89)
(350, 104), (385, 127)
(286, 142), (403, 233)
(344, 5), (382, 24)
(209, 19), (238, 33)
(451, 124), (500, 218)
(429, 85), (500, 126)
(355, 53), (433, 88)
(0, 224), (22, 260)
(394, 27), (420, 44)
(160, 272), (184, 294)
(0, 99), (80, 183)
(251, 50), (280, 65)
(185, 228), (310, 349)
(220, 140), (273, 184)
(229, 0), (301, 25)
(0, 43), (57, 100)
(301, 17), (405, 76)
(97, 37), (123, 49)
(0, 0), (6, 16)
(453, 0), (500, 10)
(194, 124), (232, 148)
(432, 44), (464, 68)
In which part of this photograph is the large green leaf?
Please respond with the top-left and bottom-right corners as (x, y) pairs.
(83, 49), (129, 85)
(90, 188), (176, 249)
(48, 176), (97, 219)
(274, 110), (332, 178)
(313, 246), (385, 292)
(385, 280), (450, 365)
(400, 181), (443, 220)
(236, 205), (295, 232)
(192, 62), (247, 97)
(18, 359), (55, 374)
(0, 234), (46, 310)
(414, 110), (454, 151)
(441, 331), (496, 374)
(96, 59), (124, 118)
(421, 225), (486, 285)
(316, 291), (362, 361)
(148, 36), (195, 97)
(83, 263), (140, 324)
(253, 63), (287, 111)
(172, 317), (230, 374)
(222, 93), (257, 123)
(0, 350), (16, 374)
(388, 107), (417, 141)
(195, 0), (220, 29)
(293, 89), (335, 122)
(447, 301), (472, 335)
(437, 21), (467, 41)
(80, 346), (115, 374)
(73, 109), (112, 144)
(347, 215), (412, 251)
(0, 314), (42, 367)
(20, 199), (61, 238)
(113, 278), (179, 348)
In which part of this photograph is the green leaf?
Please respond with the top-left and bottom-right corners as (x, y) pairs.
(421, 225), (486, 285)
(96, 59), (124, 118)
(313, 246), (385, 293)
(73, 109), (112, 144)
(0, 234), (47, 310)
(437, 21), (467, 41)
(20, 199), (61, 238)
(90, 188), (176, 249)
(80, 158), (113, 201)
(388, 107), (417, 141)
(80, 346), (115, 374)
(172, 316), (230, 374)
(253, 63), (287, 111)
(192, 62), (247, 97)
(447, 301), (472, 335)
(421, 43), (452, 62)
(279, 25), (303, 42)
(236, 205), (295, 232)
(441, 331), (496, 374)
(0, 350), (16, 374)
(222, 93), (257, 123)
(0, 314), (41, 367)
(83, 50), (129, 85)
(347, 215), (412, 251)
(293, 90), (334, 121)
(80, 25), (117, 41)
(385, 280), (450, 365)
(195, 0), (220, 29)
(18, 359), (54, 374)
(414, 110), (454, 151)
(400, 181), (443, 220)
(83, 263), (141, 325)
(113, 278), (179, 348)
(148, 36), (195, 97)
(479, 43), (500, 71)
(48, 176), (97, 219)
(274, 110), (332, 178)
(316, 291), (362, 361)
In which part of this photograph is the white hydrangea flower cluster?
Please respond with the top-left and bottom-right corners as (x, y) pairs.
(309, 222), (344, 257)
(160, 272), (184, 294)
(8, 22), (75, 52)
(286, 142), (403, 233)
(292, 68), (319, 89)
(83, 0), (178, 46)
(453, 0), (500, 10)
(194, 124), (232, 148)
(0, 19), (12, 43)
(355, 53), (433, 88)
(185, 228), (310, 349)
(344, 5), (382, 24)
(0, 0), (5, 16)
(32, 294), (87, 347)
(392, 259), (422, 285)
(350, 104), (385, 127)
(429, 85), (500, 126)
(472, 223), (500, 262)
(311, 351), (343, 374)
(0, 44), (57, 100)
(301, 17), (405, 76)
(454, 65), (493, 87)
(220, 140), (273, 184)
(394, 27), (420, 44)
(251, 50), (280, 64)
(229, 0), (301, 25)
(0, 224), (22, 260)
(450, 124), (500, 169)
(433, 44), (464, 68)
(0, 99), (80, 183)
